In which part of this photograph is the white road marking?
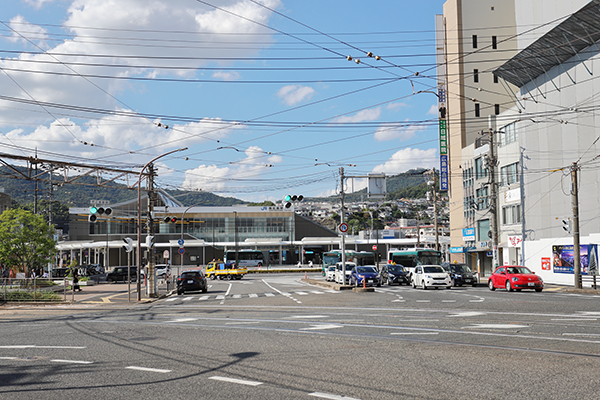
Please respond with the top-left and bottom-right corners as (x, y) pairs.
(295, 291), (309, 295)
(182, 297), (193, 301)
(465, 324), (529, 329)
(391, 332), (439, 335)
(232, 294), (242, 299)
(262, 279), (302, 304)
(166, 298), (177, 302)
(265, 292), (275, 297)
(209, 376), (263, 386)
(416, 300), (430, 303)
(171, 318), (197, 323)
(0, 345), (86, 349)
(442, 300), (457, 303)
(301, 324), (343, 331)
(51, 359), (93, 364)
(216, 295), (225, 300)
(448, 311), (486, 317)
(198, 296), (209, 301)
(552, 318), (597, 321)
(287, 315), (329, 319)
(309, 392), (361, 400)
(0, 357), (18, 360)
(392, 299), (405, 302)
(563, 333), (600, 337)
(126, 366), (171, 373)
(310, 291), (324, 294)
(248, 293), (258, 298)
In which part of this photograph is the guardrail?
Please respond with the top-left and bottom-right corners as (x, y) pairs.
(0, 277), (91, 302)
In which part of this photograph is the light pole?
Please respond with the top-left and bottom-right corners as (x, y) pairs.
(180, 201), (206, 276)
(136, 148), (187, 301)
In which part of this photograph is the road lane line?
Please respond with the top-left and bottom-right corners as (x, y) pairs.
(209, 376), (263, 386)
(126, 366), (171, 373)
(248, 293), (258, 298)
(391, 332), (439, 335)
(265, 292), (275, 297)
(198, 296), (209, 301)
(309, 392), (361, 400)
(232, 294), (242, 299)
(0, 345), (86, 349)
(51, 359), (93, 364)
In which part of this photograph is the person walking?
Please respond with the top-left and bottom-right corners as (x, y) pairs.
(73, 269), (82, 292)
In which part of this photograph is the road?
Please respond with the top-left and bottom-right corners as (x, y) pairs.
(1, 273), (600, 399)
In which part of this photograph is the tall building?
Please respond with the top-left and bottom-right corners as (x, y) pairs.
(438, 0), (518, 272)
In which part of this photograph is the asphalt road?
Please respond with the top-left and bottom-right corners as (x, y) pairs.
(2, 273), (600, 399)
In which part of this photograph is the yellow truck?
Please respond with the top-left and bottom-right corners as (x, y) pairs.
(205, 261), (247, 280)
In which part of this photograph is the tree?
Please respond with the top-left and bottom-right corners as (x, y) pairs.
(0, 209), (56, 273)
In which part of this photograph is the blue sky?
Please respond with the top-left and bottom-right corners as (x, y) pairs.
(1, 0), (446, 202)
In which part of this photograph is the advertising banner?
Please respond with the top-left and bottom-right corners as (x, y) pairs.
(552, 244), (598, 275)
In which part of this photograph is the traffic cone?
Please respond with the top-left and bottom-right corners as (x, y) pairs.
(305, 271), (307, 279)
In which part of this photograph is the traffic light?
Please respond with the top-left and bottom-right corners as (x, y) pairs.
(89, 206), (98, 222)
(284, 194), (304, 208)
(122, 237), (133, 253)
(145, 235), (155, 248)
(562, 219), (571, 234)
(163, 216), (178, 223)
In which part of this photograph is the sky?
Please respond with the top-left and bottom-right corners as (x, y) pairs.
(0, 0), (446, 203)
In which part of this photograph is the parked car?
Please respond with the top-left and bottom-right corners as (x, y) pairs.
(441, 262), (477, 287)
(177, 269), (208, 295)
(106, 266), (139, 282)
(411, 265), (452, 290)
(326, 266), (336, 282)
(349, 265), (381, 287)
(335, 262), (356, 284)
(488, 266), (543, 292)
(155, 264), (170, 279)
(380, 264), (410, 285)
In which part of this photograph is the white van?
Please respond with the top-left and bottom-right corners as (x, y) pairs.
(335, 262), (356, 284)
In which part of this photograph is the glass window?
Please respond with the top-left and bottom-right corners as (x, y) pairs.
(476, 186), (489, 210)
(473, 69), (479, 83)
(502, 204), (521, 225)
(472, 34), (478, 48)
(477, 219), (490, 241)
(501, 162), (519, 186)
(500, 122), (518, 147)
(475, 103), (480, 117)
(492, 35), (497, 49)
(475, 158), (487, 179)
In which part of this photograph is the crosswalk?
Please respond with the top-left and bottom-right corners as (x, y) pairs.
(165, 289), (338, 302)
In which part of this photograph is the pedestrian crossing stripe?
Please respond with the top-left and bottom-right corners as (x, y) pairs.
(165, 290), (327, 301)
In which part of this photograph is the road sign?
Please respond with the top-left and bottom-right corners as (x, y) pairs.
(178, 248), (185, 255)
(372, 245), (377, 251)
(338, 223), (348, 233)
(178, 238), (184, 246)
(163, 250), (169, 259)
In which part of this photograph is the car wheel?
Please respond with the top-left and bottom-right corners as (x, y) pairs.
(227, 274), (232, 280)
(505, 280), (513, 292)
(451, 278), (455, 287)
(354, 279), (358, 287)
(422, 281), (427, 290)
(412, 279), (416, 288)
(535, 288), (543, 292)
(210, 274), (215, 280)
(488, 280), (495, 291)
(202, 286), (207, 293)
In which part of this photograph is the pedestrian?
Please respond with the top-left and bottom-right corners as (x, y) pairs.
(297, 260), (302, 268)
(73, 269), (81, 292)
(308, 260), (313, 268)
(2, 268), (8, 285)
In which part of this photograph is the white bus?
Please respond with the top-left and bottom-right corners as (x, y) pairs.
(224, 250), (265, 267)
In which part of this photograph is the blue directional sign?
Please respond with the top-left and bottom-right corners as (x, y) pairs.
(178, 239), (184, 247)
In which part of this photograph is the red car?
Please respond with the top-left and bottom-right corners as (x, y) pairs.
(488, 266), (543, 292)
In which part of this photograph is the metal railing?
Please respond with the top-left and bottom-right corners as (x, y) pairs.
(1, 277), (70, 302)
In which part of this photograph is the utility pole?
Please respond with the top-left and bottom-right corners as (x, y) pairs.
(488, 115), (499, 269)
(571, 163), (581, 288)
(339, 167), (347, 284)
(147, 163), (156, 297)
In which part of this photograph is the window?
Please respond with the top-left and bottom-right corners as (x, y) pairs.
(495, 104), (500, 115)
(492, 35), (497, 49)
(475, 157), (487, 179)
(502, 204), (521, 225)
(473, 69), (479, 83)
(477, 219), (490, 241)
(475, 103), (480, 117)
(493, 74), (499, 83)
(476, 186), (489, 210)
(501, 162), (519, 186)
(500, 122), (518, 146)
(472, 34), (478, 48)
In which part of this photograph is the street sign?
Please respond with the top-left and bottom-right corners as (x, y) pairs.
(178, 248), (185, 255)
(178, 238), (184, 247)
(372, 245), (377, 251)
(163, 250), (169, 259)
(338, 223), (348, 233)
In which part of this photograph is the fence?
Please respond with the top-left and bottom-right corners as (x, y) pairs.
(1, 277), (71, 302)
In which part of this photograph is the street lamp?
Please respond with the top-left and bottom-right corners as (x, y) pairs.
(136, 148), (187, 301)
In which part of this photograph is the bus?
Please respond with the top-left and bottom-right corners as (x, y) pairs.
(388, 248), (443, 274)
(224, 250), (265, 268)
(323, 250), (376, 267)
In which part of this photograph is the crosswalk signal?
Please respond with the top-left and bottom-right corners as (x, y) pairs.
(562, 219), (571, 234)
(145, 235), (155, 248)
(123, 237), (133, 253)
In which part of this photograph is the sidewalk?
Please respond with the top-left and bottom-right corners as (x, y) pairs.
(60, 279), (171, 304)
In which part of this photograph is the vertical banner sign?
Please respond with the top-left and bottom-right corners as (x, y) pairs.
(438, 85), (449, 191)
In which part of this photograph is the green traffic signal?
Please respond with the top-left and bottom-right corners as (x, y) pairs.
(90, 206), (98, 214)
(284, 195), (292, 202)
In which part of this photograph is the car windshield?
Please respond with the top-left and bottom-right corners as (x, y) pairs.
(451, 264), (472, 273)
(388, 265), (405, 273)
(507, 266), (532, 274)
(356, 266), (377, 273)
(327, 266), (336, 271)
(181, 271), (200, 278)
(423, 266), (444, 273)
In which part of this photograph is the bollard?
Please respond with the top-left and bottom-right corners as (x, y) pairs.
(363, 277), (366, 289)
(305, 271), (307, 279)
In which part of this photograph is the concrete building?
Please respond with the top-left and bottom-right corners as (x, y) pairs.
(439, 0), (518, 270)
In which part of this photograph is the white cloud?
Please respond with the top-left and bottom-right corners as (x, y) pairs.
(8, 16), (49, 48)
(386, 102), (407, 111)
(182, 145), (282, 192)
(24, 0), (54, 9)
(427, 104), (438, 115)
(374, 122), (427, 142)
(371, 148), (438, 175)
(277, 85), (315, 106)
(332, 108), (381, 124)
(212, 70), (240, 81)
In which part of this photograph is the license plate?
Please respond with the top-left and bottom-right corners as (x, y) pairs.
(528, 282), (534, 286)
(367, 279), (373, 283)
(187, 280), (194, 284)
